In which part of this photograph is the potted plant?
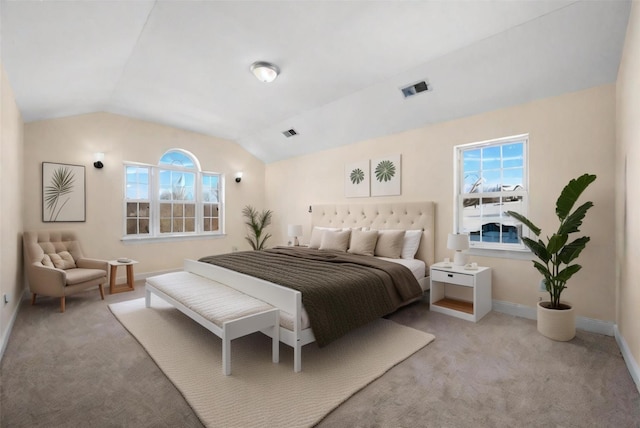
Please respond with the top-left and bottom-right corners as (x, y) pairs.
(242, 205), (273, 250)
(506, 173), (596, 341)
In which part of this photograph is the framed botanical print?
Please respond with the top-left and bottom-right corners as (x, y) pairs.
(345, 160), (370, 198)
(371, 154), (401, 196)
(42, 162), (86, 222)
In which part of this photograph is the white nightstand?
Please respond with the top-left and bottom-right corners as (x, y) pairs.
(429, 263), (492, 322)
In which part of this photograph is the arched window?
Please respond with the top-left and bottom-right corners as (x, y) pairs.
(124, 149), (223, 239)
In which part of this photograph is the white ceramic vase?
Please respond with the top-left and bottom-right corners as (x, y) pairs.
(537, 301), (575, 341)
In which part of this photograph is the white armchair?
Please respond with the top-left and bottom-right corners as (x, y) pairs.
(23, 230), (108, 312)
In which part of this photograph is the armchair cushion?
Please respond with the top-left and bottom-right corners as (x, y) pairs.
(65, 268), (107, 285)
(48, 251), (77, 270)
(41, 254), (55, 268)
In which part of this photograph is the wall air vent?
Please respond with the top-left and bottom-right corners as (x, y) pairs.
(401, 80), (430, 98)
(282, 128), (298, 138)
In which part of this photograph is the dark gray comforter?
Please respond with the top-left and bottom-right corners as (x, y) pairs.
(199, 247), (422, 346)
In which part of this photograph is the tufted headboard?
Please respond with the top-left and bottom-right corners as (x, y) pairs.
(310, 202), (435, 267)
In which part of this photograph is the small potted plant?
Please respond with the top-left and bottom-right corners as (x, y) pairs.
(506, 173), (596, 341)
(242, 205), (273, 250)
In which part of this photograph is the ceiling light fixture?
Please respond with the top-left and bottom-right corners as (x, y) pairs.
(250, 61), (280, 83)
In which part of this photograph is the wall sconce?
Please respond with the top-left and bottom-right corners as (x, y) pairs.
(93, 152), (104, 169)
(235, 172), (243, 183)
(447, 233), (470, 266)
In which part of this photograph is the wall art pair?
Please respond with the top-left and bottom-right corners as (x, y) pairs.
(345, 154), (401, 198)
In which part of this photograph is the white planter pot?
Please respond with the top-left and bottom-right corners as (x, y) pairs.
(537, 301), (575, 341)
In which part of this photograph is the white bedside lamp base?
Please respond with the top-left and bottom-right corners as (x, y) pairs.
(448, 233), (470, 266)
(453, 251), (468, 266)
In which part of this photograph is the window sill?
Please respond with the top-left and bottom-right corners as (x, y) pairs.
(121, 233), (226, 245)
(467, 247), (532, 261)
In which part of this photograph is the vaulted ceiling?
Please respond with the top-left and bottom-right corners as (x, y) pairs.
(0, 1), (631, 163)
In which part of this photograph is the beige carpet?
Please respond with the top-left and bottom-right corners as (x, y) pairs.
(109, 296), (435, 428)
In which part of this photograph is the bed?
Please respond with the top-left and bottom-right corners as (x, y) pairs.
(181, 202), (435, 372)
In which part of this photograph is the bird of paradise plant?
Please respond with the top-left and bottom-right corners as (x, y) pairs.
(44, 167), (76, 221)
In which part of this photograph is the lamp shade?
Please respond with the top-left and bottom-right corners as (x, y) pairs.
(447, 233), (469, 251)
(288, 224), (303, 237)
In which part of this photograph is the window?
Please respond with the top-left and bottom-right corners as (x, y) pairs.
(124, 149), (223, 239)
(454, 134), (528, 252)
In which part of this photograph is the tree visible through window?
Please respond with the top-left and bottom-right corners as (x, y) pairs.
(455, 135), (528, 250)
(124, 149), (223, 238)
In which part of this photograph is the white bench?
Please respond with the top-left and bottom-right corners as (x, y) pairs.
(145, 271), (279, 376)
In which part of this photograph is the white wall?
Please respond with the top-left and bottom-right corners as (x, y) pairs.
(0, 63), (25, 356)
(616, 0), (640, 387)
(23, 112), (266, 276)
(266, 84), (616, 322)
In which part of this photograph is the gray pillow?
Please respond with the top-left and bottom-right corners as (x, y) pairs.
(374, 230), (406, 258)
(347, 230), (379, 256)
(319, 230), (351, 252)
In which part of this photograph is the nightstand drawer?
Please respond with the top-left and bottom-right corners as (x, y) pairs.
(431, 269), (474, 287)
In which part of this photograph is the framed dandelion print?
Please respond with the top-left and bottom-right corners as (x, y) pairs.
(371, 154), (401, 196)
(345, 160), (370, 198)
(42, 162), (86, 222)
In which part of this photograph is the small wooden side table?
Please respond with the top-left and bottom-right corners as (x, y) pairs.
(108, 259), (138, 294)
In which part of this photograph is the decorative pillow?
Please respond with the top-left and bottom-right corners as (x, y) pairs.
(319, 230), (351, 252)
(401, 229), (423, 259)
(309, 227), (339, 249)
(374, 230), (406, 258)
(41, 254), (54, 268)
(347, 230), (379, 256)
(47, 251), (77, 270)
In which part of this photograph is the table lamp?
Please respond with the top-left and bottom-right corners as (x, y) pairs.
(447, 233), (469, 266)
(288, 224), (303, 246)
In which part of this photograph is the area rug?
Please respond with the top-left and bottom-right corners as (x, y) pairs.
(109, 296), (435, 428)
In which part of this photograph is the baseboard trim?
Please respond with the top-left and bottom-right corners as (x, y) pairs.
(0, 289), (26, 362)
(492, 300), (615, 336)
(492, 300), (537, 320)
(614, 326), (640, 395)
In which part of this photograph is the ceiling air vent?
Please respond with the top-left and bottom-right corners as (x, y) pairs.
(401, 80), (430, 98)
(282, 128), (298, 138)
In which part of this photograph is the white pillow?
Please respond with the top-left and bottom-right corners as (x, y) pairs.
(401, 230), (423, 259)
(309, 227), (339, 249)
(319, 230), (351, 252)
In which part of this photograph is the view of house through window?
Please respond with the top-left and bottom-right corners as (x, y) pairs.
(455, 135), (528, 251)
(124, 149), (222, 238)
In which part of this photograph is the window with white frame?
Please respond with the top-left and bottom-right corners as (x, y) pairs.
(124, 149), (223, 238)
(454, 134), (528, 251)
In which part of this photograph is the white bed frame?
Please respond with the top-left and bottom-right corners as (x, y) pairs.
(185, 201), (435, 372)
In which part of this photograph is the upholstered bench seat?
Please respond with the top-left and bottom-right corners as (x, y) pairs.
(145, 271), (279, 375)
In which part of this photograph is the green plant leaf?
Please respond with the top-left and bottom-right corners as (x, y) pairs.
(555, 173), (596, 221)
(558, 201), (594, 235)
(505, 210), (541, 236)
(532, 260), (551, 278)
(546, 233), (568, 255)
(556, 264), (582, 283)
(558, 236), (590, 264)
(523, 237), (551, 264)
